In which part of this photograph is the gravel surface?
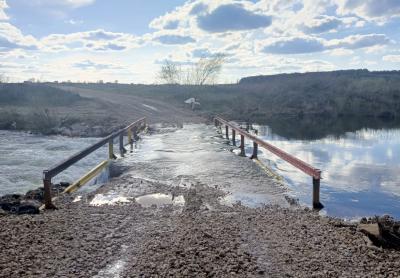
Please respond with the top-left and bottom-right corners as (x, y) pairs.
(1, 181), (400, 277)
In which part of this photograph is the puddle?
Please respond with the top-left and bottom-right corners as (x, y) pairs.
(218, 195), (235, 207)
(90, 193), (132, 206)
(135, 193), (185, 208)
(73, 196), (82, 202)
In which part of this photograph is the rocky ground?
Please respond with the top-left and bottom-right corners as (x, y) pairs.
(0, 181), (399, 278)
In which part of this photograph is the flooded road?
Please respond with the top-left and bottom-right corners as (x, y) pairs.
(93, 124), (286, 208)
(2, 123), (399, 220)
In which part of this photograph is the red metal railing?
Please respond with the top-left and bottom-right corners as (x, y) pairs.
(214, 116), (323, 209)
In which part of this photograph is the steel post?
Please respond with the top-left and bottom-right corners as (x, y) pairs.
(312, 178), (323, 209)
(43, 176), (56, 209)
(232, 129), (236, 146)
(225, 125), (229, 139)
(251, 142), (258, 159)
(240, 135), (245, 156)
(119, 133), (125, 157)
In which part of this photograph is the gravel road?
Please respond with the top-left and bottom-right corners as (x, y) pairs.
(1, 184), (399, 277)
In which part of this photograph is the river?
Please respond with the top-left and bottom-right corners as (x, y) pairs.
(250, 124), (400, 220)
(1, 123), (400, 220)
(0, 130), (107, 196)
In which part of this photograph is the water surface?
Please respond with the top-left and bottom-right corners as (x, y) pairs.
(0, 130), (107, 195)
(249, 124), (400, 219)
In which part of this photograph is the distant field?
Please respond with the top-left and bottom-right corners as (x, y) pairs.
(1, 69), (400, 137)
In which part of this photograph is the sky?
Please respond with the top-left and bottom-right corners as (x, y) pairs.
(1, 0), (400, 83)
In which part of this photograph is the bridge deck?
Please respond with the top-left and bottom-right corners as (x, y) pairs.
(0, 124), (399, 277)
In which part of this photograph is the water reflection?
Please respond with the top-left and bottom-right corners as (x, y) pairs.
(259, 116), (400, 140)
(252, 123), (400, 219)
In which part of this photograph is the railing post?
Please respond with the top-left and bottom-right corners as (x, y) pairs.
(43, 172), (56, 209)
(313, 177), (323, 209)
(225, 125), (229, 139)
(232, 129), (236, 146)
(119, 133), (125, 157)
(240, 135), (245, 156)
(128, 128), (133, 153)
(108, 138), (116, 159)
(251, 142), (258, 159)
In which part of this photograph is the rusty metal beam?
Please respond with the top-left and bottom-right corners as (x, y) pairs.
(215, 117), (321, 179)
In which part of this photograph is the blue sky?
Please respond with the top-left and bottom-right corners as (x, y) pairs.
(1, 0), (400, 83)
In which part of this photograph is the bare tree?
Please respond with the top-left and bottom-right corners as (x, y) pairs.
(158, 54), (225, 85)
(0, 73), (9, 83)
(188, 54), (225, 85)
(158, 60), (182, 84)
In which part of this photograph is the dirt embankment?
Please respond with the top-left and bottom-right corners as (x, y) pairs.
(0, 84), (205, 137)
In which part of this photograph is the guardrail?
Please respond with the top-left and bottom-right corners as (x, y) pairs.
(42, 117), (146, 209)
(214, 116), (323, 209)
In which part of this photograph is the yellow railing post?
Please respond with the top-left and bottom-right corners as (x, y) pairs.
(108, 138), (116, 159)
(128, 128), (133, 153)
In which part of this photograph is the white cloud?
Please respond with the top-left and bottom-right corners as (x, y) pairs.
(40, 29), (138, 52)
(328, 34), (390, 49)
(383, 55), (400, 63)
(64, 19), (84, 25)
(154, 34), (195, 45)
(0, 0), (8, 21)
(329, 48), (354, 56)
(261, 36), (325, 54)
(32, 0), (95, 8)
(72, 59), (122, 70)
(300, 15), (342, 33)
(197, 4), (272, 33)
(335, 0), (400, 22)
(0, 23), (38, 51)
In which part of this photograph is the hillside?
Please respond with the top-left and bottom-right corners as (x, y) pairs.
(67, 70), (400, 123)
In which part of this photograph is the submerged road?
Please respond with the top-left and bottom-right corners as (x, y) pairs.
(1, 124), (399, 277)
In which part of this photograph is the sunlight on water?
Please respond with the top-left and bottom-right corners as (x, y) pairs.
(250, 125), (400, 219)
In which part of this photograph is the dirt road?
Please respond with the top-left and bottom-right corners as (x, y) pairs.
(58, 85), (204, 127)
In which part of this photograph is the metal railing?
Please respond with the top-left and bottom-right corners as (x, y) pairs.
(214, 116), (323, 209)
(42, 117), (146, 209)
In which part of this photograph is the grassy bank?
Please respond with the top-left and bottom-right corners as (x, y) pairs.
(0, 84), (84, 135)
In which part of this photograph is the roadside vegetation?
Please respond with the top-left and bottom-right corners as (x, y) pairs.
(0, 83), (82, 134)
